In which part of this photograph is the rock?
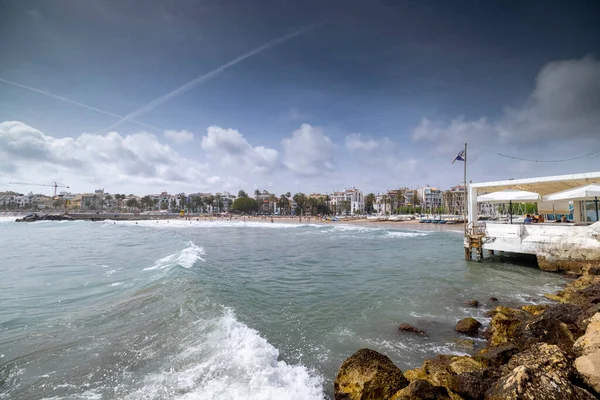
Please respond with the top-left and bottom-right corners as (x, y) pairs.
(15, 213), (74, 222)
(390, 380), (451, 400)
(455, 317), (481, 336)
(334, 348), (409, 400)
(449, 369), (497, 400)
(486, 307), (528, 347)
(520, 304), (549, 315)
(448, 357), (484, 375)
(485, 343), (582, 400)
(398, 323), (425, 335)
(574, 319), (600, 394)
(403, 355), (484, 397)
(474, 344), (519, 368)
(489, 297), (498, 302)
(543, 303), (583, 324)
(521, 316), (576, 355)
(465, 299), (479, 308)
(455, 339), (475, 352)
(546, 275), (600, 303)
(577, 305), (600, 331)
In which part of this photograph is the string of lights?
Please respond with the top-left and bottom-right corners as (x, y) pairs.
(472, 147), (600, 163)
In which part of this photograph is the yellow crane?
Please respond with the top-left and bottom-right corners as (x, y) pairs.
(9, 181), (70, 199)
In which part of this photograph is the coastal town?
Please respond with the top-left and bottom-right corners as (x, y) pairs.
(0, 185), (471, 217)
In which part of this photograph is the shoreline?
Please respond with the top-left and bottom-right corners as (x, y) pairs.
(334, 269), (600, 399)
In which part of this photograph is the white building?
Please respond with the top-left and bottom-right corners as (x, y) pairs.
(330, 188), (364, 215)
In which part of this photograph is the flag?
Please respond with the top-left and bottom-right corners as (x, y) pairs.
(452, 149), (465, 164)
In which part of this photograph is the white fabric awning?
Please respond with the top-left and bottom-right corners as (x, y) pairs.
(477, 189), (541, 203)
(542, 183), (600, 202)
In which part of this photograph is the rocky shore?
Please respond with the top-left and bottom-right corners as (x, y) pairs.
(15, 213), (74, 222)
(334, 273), (600, 399)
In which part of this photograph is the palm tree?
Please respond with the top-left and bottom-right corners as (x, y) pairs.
(105, 194), (113, 210)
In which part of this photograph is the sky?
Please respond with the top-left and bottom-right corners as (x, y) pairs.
(1, 0), (599, 196)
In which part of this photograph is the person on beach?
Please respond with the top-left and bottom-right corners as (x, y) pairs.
(524, 214), (532, 224)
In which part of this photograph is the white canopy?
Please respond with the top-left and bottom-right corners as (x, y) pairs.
(477, 189), (541, 203)
(542, 183), (600, 202)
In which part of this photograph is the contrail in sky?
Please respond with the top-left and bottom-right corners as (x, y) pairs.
(96, 24), (319, 133)
(0, 77), (161, 132)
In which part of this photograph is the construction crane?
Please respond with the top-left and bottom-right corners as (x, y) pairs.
(9, 181), (70, 198)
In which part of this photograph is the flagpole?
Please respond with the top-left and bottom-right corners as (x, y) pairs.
(463, 142), (467, 234)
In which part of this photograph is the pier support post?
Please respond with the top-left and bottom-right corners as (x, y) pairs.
(464, 247), (471, 261)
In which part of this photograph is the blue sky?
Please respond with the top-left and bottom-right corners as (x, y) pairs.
(1, 0), (599, 195)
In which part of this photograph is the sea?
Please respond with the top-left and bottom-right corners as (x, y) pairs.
(0, 217), (568, 400)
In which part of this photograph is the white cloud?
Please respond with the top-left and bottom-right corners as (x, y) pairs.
(164, 129), (194, 143)
(0, 121), (219, 194)
(282, 124), (335, 176)
(200, 126), (278, 173)
(412, 56), (600, 152)
(345, 133), (394, 151)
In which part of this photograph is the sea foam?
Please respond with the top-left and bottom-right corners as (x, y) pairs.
(143, 241), (205, 271)
(125, 309), (324, 400)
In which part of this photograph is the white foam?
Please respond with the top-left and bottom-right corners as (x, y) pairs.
(385, 231), (429, 238)
(126, 309), (324, 400)
(144, 241), (205, 271)
(0, 216), (17, 224)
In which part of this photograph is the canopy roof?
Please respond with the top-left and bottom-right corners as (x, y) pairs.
(543, 183), (600, 202)
(477, 189), (540, 203)
(470, 171), (600, 197)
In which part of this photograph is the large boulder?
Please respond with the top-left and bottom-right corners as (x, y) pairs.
(543, 303), (583, 324)
(398, 323), (425, 335)
(455, 318), (482, 336)
(474, 344), (519, 368)
(404, 355), (484, 398)
(520, 316), (576, 355)
(486, 307), (528, 347)
(574, 318), (600, 394)
(545, 275), (600, 303)
(449, 369), (497, 400)
(485, 343), (585, 400)
(334, 348), (409, 400)
(390, 380), (451, 400)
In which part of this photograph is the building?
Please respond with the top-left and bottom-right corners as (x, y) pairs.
(216, 191), (237, 212)
(443, 186), (467, 216)
(418, 186), (443, 212)
(465, 171), (600, 272)
(330, 188), (364, 215)
(255, 190), (275, 214)
(81, 189), (105, 210)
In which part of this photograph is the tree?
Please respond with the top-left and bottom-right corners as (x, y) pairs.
(238, 190), (248, 198)
(364, 193), (375, 214)
(126, 198), (139, 211)
(205, 195), (214, 213)
(105, 194), (113, 210)
(140, 195), (152, 211)
(293, 193), (307, 217)
(231, 197), (258, 214)
(277, 195), (289, 215)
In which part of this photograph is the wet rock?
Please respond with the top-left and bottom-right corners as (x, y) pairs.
(574, 318), (600, 394)
(15, 213), (74, 222)
(485, 343), (582, 400)
(455, 317), (482, 336)
(474, 344), (519, 368)
(520, 304), (549, 315)
(398, 323), (425, 335)
(390, 380), (451, 400)
(465, 299), (479, 308)
(486, 306), (528, 347)
(488, 297), (498, 303)
(334, 348), (409, 400)
(455, 338), (475, 352)
(545, 275), (600, 303)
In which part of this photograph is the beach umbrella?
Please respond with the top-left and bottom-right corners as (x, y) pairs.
(543, 183), (600, 221)
(477, 190), (541, 224)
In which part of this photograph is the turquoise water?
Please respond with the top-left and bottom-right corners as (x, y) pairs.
(0, 218), (567, 399)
